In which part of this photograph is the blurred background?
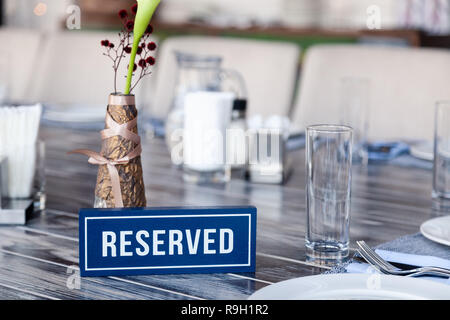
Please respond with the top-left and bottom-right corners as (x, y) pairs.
(0, 0), (449, 142)
(4, 0), (449, 36)
(1, 1), (450, 296)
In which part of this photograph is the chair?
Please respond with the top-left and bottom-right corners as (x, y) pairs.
(29, 30), (158, 107)
(291, 45), (450, 141)
(149, 36), (301, 119)
(0, 27), (42, 103)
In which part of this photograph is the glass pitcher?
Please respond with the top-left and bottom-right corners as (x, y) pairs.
(165, 51), (246, 165)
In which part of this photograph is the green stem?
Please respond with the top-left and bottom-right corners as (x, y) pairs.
(124, 45), (138, 95)
(124, 0), (161, 95)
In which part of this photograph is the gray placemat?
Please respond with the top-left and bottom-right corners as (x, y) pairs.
(327, 233), (450, 274)
(387, 155), (433, 170)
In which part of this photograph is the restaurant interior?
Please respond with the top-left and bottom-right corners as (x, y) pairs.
(0, 0), (449, 301)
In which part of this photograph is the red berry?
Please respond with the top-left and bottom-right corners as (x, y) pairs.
(131, 4), (138, 14)
(145, 24), (153, 34)
(124, 46), (132, 54)
(128, 63), (137, 72)
(118, 9), (128, 19)
(136, 47), (143, 55)
(138, 59), (146, 68)
(101, 40), (110, 47)
(147, 42), (157, 51)
(109, 43), (115, 48)
(146, 56), (155, 66)
(125, 20), (134, 32)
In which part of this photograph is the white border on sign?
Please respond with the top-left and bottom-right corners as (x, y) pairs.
(84, 214), (252, 271)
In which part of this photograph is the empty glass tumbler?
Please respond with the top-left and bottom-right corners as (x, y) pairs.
(305, 125), (353, 264)
(433, 101), (450, 207)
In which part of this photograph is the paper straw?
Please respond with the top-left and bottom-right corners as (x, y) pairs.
(0, 104), (42, 198)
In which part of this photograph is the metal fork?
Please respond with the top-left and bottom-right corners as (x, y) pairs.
(356, 241), (450, 278)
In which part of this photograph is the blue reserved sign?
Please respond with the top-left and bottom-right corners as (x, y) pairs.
(79, 206), (257, 277)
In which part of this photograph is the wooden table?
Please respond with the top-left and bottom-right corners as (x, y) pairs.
(0, 126), (442, 300)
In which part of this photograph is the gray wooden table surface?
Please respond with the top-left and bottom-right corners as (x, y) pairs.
(0, 125), (444, 300)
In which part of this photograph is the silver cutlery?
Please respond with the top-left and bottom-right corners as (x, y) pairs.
(352, 255), (418, 270)
(356, 240), (450, 278)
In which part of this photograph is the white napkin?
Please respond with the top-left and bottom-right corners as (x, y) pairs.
(346, 249), (450, 285)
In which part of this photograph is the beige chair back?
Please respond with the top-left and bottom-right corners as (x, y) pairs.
(29, 31), (157, 107)
(292, 45), (450, 141)
(0, 27), (42, 103)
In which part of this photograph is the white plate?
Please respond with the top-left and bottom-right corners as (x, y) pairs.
(421, 216), (450, 247)
(248, 274), (450, 300)
(410, 141), (434, 161)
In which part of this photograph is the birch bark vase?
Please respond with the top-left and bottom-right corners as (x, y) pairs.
(94, 94), (147, 208)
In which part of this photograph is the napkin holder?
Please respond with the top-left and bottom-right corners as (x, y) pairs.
(0, 158), (34, 225)
(247, 129), (292, 184)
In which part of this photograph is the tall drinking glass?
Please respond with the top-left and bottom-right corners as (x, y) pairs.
(306, 125), (353, 265)
(433, 101), (450, 208)
(339, 77), (369, 164)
